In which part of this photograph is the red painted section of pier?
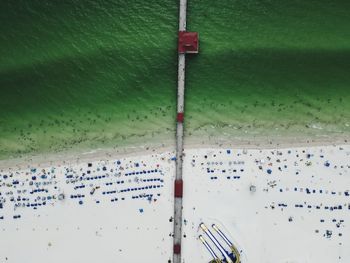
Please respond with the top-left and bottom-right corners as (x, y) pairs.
(177, 112), (184, 123)
(178, 31), (199, 54)
(174, 244), (181, 254)
(174, 179), (183, 198)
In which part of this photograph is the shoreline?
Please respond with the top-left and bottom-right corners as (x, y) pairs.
(0, 134), (349, 169)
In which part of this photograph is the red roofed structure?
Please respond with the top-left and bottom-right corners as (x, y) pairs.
(178, 31), (199, 54)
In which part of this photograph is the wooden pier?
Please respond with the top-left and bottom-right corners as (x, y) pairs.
(173, 0), (187, 262)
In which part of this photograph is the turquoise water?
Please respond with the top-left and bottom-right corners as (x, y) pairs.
(0, 0), (349, 159)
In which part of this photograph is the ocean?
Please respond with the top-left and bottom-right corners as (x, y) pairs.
(0, 0), (349, 159)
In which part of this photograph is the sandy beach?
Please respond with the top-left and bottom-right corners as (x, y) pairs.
(0, 137), (349, 262)
(1, 133), (348, 169)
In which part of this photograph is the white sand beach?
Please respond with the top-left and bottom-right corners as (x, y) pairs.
(0, 140), (349, 262)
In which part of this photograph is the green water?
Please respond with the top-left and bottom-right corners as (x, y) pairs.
(185, 0), (350, 140)
(0, 0), (349, 159)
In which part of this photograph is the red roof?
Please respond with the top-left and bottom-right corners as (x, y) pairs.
(178, 31), (199, 54)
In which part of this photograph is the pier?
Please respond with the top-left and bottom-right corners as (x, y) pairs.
(173, 0), (199, 262)
(173, 0), (187, 262)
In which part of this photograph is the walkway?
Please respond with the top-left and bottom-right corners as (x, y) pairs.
(173, 0), (187, 262)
